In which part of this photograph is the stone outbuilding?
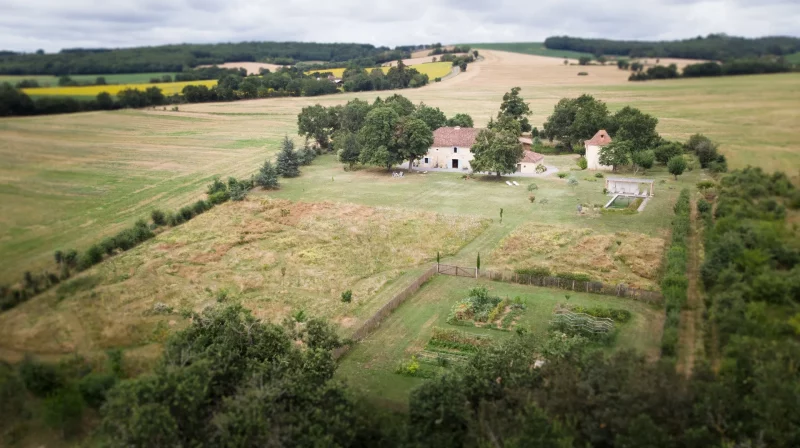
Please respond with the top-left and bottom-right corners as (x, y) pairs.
(517, 150), (545, 174)
(584, 130), (613, 170)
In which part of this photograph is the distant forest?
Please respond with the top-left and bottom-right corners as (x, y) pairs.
(0, 42), (409, 75)
(544, 34), (800, 61)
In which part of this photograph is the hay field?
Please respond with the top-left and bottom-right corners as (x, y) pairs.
(491, 225), (665, 288)
(0, 198), (487, 357)
(22, 79), (217, 97)
(2, 49), (798, 283)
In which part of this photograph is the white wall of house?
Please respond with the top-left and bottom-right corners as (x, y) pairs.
(418, 146), (474, 170)
(517, 162), (542, 174)
(585, 144), (613, 171)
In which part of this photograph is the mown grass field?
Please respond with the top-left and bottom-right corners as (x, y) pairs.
(0, 72), (178, 87)
(307, 61), (453, 79)
(22, 79), (217, 97)
(335, 275), (664, 405)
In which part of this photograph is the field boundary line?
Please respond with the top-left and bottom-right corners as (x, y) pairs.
(333, 265), (437, 359)
(441, 265), (663, 305)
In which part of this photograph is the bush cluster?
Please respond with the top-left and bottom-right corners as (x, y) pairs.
(659, 188), (690, 358)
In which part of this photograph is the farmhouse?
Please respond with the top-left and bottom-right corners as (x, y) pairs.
(419, 126), (479, 170)
(417, 127), (545, 173)
(584, 129), (613, 171)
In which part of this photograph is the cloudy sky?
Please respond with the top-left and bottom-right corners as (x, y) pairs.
(2, 0), (799, 52)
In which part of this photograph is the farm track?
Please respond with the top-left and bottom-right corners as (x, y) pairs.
(676, 197), (704, 377)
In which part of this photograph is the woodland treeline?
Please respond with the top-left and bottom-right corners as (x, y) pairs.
(545, 34), (800, 60)
(0, 42), (409, 75)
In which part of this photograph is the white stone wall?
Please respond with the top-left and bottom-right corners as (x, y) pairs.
(585, 144), (613, 171)
(418, 146), (474, 170)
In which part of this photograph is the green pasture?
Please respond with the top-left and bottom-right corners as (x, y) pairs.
(0, 72), (178, 87)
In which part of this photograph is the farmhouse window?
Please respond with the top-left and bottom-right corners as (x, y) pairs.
(453, 147), (458, 153)
(424, 157), (429, 164)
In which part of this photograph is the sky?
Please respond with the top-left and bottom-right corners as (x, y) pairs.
(2, 0), (799, 52)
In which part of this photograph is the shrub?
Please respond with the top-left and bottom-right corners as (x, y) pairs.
(556, 272), (592, 282)
(228, 177), (250, 201)
(594, 172), (604, 178)
(697, 198), (711, 214)
(527, 183), (538, 191)
(100, 237), (117, 255)
(206, 176), (227, 195)
(42, 386), (85, 437)
(208, 190), (230, 205)
(78, 372), (117, 409)
(78, 244), (104, 270)
(528, 195), (535, 203)
(535, 164), (547, 174)
(557, 172), (568, 179)
(179, 206), (195, 221)
(576, 156), (588, 170)
(19, 357), (63, 397)
(341, 290), (352, 303)
(192, 200), (209, 215)
(577, 71), (589, 76)
(151, 209), (167, 226)
(515, 266), (551, 277)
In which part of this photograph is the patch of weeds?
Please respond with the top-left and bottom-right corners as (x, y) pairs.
(56, 275), (101, 297)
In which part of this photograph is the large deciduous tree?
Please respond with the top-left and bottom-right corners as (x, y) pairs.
(542, 94), (611, 152)
(470, 128), (524, 177)
(599, 140), (632, 172)
(609, 106), (660, 150)
(446, 113), (474, 128)
(358, 107), (402, 170)
(334, 131), (360, 170)
(413, 103), (447, 131)
(497, 87), (532, 133)
(338, 99), (372, 133)
(297, 104), (334, 149)
(396, 117), (434, 170)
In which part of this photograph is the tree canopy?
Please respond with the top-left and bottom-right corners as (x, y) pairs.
(470, 127), (524, 177)
(497, 87), (532, 133)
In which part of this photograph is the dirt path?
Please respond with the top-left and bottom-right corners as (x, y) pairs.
(676, 197), (704, 377)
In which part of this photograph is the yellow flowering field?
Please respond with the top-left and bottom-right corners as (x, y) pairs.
(306, 62), (454, 80)
(22, 79), (218, 97)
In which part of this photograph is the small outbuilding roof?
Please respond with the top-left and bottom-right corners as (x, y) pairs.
(520, 150), (544, 164)
(606, 177), (654, 184)
(585, 130), (612, 147)
(433, 126), (481, 147)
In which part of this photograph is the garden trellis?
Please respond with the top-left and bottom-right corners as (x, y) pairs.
(551, 309), (614, 334)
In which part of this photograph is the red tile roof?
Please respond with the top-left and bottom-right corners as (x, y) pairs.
(584, 130), (612, 147)
(433, 127), (481, 148)
(521, 150), (544, 164)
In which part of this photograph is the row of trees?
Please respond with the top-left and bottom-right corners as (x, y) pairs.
(0, 42), (409, 75)
(296, 94), (473, 169)
(545, 34), (800, 61)
(0, 82), (171, 117)
(629, 59), (792, 81)
(317, 60), (430, 93)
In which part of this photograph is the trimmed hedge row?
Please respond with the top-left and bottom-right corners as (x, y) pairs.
(660, 188), (691, 358)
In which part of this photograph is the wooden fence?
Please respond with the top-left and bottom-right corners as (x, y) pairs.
(437, 264), (477, 278)
(333, 265), (438, 359)
(438, 266), (663, 304)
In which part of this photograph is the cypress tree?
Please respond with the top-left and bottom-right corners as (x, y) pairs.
(255, 160), (280, 189)
(276, 136), (300, 178)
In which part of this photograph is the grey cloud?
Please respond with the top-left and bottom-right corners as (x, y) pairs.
(0, 0), (798, 52)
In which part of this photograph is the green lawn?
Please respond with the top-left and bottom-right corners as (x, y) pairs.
(335, 275), (663, 406)
(464, 42), (594, 60)
(0, 72), (178, 87)
(785, 52), (800, 64)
